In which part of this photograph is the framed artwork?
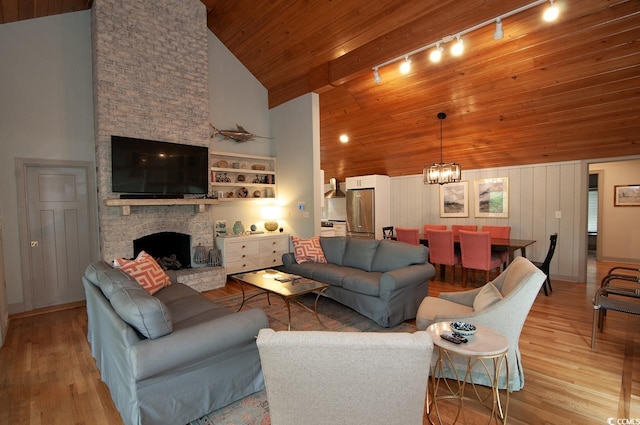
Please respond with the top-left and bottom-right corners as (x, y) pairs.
(215, 220), (227, 237)
(475, 177), (509, 218)
(440, 181), (469, 218)
(614, 184), (640, 206)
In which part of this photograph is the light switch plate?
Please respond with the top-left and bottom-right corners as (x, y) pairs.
(555, 211), (562, 219)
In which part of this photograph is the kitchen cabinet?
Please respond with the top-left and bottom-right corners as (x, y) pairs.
(216, 233), (289, 274)
(211, 151), (276, 201)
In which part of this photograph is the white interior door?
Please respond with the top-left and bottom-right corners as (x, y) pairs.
(24, 163), (94, 309)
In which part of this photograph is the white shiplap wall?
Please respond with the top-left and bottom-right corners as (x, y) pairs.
(390, 160), (587, 282)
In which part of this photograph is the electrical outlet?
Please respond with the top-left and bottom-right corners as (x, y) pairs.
(555, 211), (562, 219)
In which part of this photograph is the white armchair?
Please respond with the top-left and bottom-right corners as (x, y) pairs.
(416, 256), (546, 391)
(256, 329), (434, 425)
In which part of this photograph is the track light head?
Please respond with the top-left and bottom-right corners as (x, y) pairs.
(373, 68), (382, 84)
(543, 0), (559, 22)
(493, 18), (504, 40)
(399, 56), (412, 74)
(429, 43), (443, 63)
(451, 36), (464, 56)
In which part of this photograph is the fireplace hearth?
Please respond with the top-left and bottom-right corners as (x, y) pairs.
(134, 232), (191, 270)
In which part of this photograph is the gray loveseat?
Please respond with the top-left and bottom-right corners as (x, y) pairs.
(281, 237), (435, 327)
(82, 261), (269, 425)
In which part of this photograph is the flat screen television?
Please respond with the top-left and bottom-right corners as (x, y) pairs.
(111, 136), (209, 197)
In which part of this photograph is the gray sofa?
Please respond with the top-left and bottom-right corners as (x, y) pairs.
(281, 237), (435, 327)
(82, 261), (269, 425)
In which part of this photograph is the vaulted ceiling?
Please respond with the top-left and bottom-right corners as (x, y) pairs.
(3, 0), (640, 182)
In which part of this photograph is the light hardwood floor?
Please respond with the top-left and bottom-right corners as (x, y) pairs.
(0, 258), (638, 425)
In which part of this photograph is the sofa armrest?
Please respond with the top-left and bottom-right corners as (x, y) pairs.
(379, 264), (434, 294)
(282, 252), (296, 267)
(438, 287), (482, 307)
(130, 307), (269, 381)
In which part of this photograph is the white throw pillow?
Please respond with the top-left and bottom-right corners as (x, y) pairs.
(473, 282), (504, 311)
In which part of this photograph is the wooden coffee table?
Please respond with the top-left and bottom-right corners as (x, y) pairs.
(231, 269), (329, 330)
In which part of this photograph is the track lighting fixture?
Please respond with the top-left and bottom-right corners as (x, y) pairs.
(429, 43), (443, 63)
(373, 67), (382, 84)
(493, 18), (504, 40)
(371, 0), (562, 83)
(543, 0), (559, 22)
(450, 36), (464, 56)
(399, 56), (411, 74)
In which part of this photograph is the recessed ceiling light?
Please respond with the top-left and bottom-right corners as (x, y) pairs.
(339, 134), (349, 143)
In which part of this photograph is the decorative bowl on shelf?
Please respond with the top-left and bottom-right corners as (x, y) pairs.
(253, 190), (261, 198)
(216, 160), (228, 168)
(450, 321), (477, 336)
(237, 187), (248, 198)
(236, 174), (246, 182)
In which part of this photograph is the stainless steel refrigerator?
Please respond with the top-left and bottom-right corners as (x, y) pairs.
(346, 188), (375, 238)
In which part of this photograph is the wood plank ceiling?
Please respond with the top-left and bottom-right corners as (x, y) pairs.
(3, 0), (640, 182)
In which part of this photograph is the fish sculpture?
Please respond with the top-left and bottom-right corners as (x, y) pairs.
(210, 124), (273, 143)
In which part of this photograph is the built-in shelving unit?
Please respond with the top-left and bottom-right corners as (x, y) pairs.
(104, 198), (218, 215)
(211, 151), (277, 201)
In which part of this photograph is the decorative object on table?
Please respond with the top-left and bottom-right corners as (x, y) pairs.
(215, 220), (227, 237)
(226, 191), (235, 198)
(253, 190), (262, 198)
(233, 220), (245, 235)
(209, 123), (274, 143)
(250, 224), (257, 231)
(450, 321), (477, 336)
(236, 174), (245, 182)
(614, 184), (640, 206)
(439, 181), (469, 218)
(237, 187), (249, 198)
(474, 177), (509, 218)
(423, 112), (462, 185)
(193, 244), (208, 265)
(208, 248), (222, 267)
(261, 206), (281, 232)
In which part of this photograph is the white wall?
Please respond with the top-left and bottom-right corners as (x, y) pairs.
(271, 93), (321, 239)
(0, 12), (96, 310)
(589, 159), (640, 262)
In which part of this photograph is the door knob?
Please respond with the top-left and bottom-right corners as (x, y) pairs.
(30, 241), (39, 248)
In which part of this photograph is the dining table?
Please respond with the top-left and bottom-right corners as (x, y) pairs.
(412, 234), (537, 264)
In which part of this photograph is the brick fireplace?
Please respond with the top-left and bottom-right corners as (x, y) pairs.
(92, 0), (224, 290)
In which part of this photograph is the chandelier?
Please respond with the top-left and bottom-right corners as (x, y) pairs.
(423, 112), (461, 185)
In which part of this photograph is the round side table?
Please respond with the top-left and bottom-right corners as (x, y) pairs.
(426, 322), (509, 424)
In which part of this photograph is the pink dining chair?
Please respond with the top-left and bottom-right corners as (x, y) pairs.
(423, 224), (447, 235)
(395, 227), (420, 245)
(482, 225), (511, 269)
(458, 230), (503, 287)
(451, 224), (478, 237)
(426, 229), (460, 283)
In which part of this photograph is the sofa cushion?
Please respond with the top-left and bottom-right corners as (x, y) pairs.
(473, 282), (503, 311)
(115, 251), (171, 295)
(312, 264), (363, 287)
(342, 238), (380, 272)
(341, 271), (382, 296)
(371, 240), (428, 272)
(319, 236), (347, 266)
(95, 267), (141, 299)
(155, 284), (231, 330)
(291, 235), (327, 264)
(109, 284), (173, 339)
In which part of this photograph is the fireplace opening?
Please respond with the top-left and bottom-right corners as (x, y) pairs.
(133, 231), (191, 270)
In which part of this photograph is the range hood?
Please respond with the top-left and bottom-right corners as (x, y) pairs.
(324, 178), (345, 198)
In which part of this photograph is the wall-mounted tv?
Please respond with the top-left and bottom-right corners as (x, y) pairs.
(111, 136), (209, 197)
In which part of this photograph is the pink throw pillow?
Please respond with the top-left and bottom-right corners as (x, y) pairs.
(115, 251), (171, 295)
(291, 236), (327, 264)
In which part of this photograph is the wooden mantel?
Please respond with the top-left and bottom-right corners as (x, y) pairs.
(104, 198), (219, 215)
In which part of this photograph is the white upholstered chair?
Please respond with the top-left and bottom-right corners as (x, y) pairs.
(415, 256), (546, 391)
(256, 329), (434, 425)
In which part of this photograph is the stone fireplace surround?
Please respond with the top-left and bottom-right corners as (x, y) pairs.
(92, 0), (225, 291)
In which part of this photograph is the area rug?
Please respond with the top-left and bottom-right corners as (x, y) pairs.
(189, 291), (418, 424)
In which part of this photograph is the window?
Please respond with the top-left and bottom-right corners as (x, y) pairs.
(588, 189), (598, 233)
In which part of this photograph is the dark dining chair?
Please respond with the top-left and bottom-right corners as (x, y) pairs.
(531, 233), (557, 296)
(382, 226), (394, 239)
